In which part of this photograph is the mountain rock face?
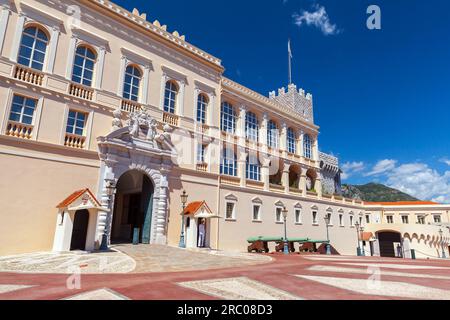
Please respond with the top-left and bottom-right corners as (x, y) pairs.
(342, 183), (419, 202)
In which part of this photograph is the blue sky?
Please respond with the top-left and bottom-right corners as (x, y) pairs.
(114, 0), (450, 202)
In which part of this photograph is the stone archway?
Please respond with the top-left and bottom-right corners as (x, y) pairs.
(95, 109), (177, 248)
(111, 170), (155, 244)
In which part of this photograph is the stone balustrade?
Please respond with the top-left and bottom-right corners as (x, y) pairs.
(6, 121), (33, 139)
(196, 163), (208, 172)
(64, 133), (87, 149)
(13, 65), (44, 86)
(163, 112), (179, 126)
(121, 99), (143, 113)
(69, 82), (94, 101)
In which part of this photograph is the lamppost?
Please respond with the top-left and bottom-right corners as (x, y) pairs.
(324, 214), (331, 255)
(100, 179), (116, 251)
(282, 207), (289, 255)
(179, 190), (188, 248)
(360, 226), (366, 256)
(439, 229), (446, 259)
(355, 221), (362, 256)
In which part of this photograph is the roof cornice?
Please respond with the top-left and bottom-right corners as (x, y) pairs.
(85, 0), (223, 72)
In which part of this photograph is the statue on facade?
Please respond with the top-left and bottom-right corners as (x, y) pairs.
(127, 110), (158, 142)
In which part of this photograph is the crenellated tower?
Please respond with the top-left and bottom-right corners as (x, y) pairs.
(269, 83), (314, 123)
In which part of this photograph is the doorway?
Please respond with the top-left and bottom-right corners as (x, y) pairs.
(377, 231), (402, 257)
(111, 171), (154, 244)
(70, 210), (89, 251)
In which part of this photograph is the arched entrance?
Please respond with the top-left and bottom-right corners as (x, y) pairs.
(111, 170), (154, 244)
(377, 231), (402, 258)
(70, 210), (89, 251)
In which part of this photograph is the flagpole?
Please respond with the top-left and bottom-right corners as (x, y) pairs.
(288, 39), (292, 85)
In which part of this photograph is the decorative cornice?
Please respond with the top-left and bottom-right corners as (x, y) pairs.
(89, 0), (222, 69)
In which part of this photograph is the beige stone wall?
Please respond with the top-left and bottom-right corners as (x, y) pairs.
(0, 149), (99, 255)
(217, 187), (360, 255)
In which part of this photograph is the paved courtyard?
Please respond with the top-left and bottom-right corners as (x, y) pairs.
(0, 246), (450, 300)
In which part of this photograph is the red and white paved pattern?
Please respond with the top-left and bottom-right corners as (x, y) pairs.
(0, 251), (450, 300)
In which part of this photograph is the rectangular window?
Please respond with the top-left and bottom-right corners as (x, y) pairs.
(350, 215), (354, 227)
(312, 211), (318, 225)
(417, 216), (425, 225)
(276, 207), (283, 223)
(66, 110), (87, 136)
(434, 215), (441, 223)
(339, 214), (344, 227)
(253, 205), (261, 221)
(226, 202), (235, 220)
(402, 215), (409, 224)
(9, 95), (37, 125)
(365, 215), (371, 224)
(295, 209), (302, 224)
(386, 216), (394, 224)
(197, 144), (206, 163)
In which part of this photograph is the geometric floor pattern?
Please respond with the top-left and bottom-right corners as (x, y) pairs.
(1, 250), (450, 300)
(295, 275), (450, 300)
(63, 288), (130, 300)
(178, 277), (302, 300)
(0, 285), (34, 294)
(307, 265), (450, 280)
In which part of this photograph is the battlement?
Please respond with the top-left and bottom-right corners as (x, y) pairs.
(269, 83), (314, 122)
(319, 152), (340, 172)
(131, 8), (186, 41)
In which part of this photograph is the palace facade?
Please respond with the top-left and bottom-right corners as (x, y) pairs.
(0, 0), (448, 259)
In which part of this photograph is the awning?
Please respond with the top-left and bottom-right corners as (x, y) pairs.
(361, 232), (374, 242)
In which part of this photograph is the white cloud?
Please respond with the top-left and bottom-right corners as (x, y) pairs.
(293, 5), (340, 36)
(386, 163), (450, 203)
(366, 159), (397, 176)
(341, 161), (365, 180)
(440, 158), (450, 166)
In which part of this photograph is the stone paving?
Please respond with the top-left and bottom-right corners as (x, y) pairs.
(114, 244), (272, 273)
(0, 248), (450, 300)
(0, 244), (271, 274)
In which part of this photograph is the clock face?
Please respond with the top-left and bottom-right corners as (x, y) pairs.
(306, 177), (313, 190)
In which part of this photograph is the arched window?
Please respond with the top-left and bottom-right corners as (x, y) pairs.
(164, 81), (178, 114)
(196, 94), (209, 124)
(18, 26), (49, 71)
(287, 128), (296, 154)
(72, 46), (96, 87)
(303, 134), (312, 159)
(221, 102), (236, 134)
(267, 120), (279, 149)
(245, 111), (259, 142)
(123, 65), (142, 102)
(246, 153), (261, 181)
(220, 148), (237, 177)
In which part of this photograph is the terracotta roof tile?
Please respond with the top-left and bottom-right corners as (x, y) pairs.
(183, 201), (212, 215)
(365, 201), (439, 206)
(56, 189), (101, 209)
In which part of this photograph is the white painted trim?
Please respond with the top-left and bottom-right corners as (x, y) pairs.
(177, 80), (185, 116)
(0, 6), (10, 55)
(71, 25), (109, 48)
(95, 47), (106, 89)
(65, 36), (77, 80)
(9, 13), (26, 62)
(45, 27), (60, 73)
(117, 56), (127, 97)
(141, 65), (150, 104)
(120, 47), (152, 67)
(20, 2), (64, 27)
